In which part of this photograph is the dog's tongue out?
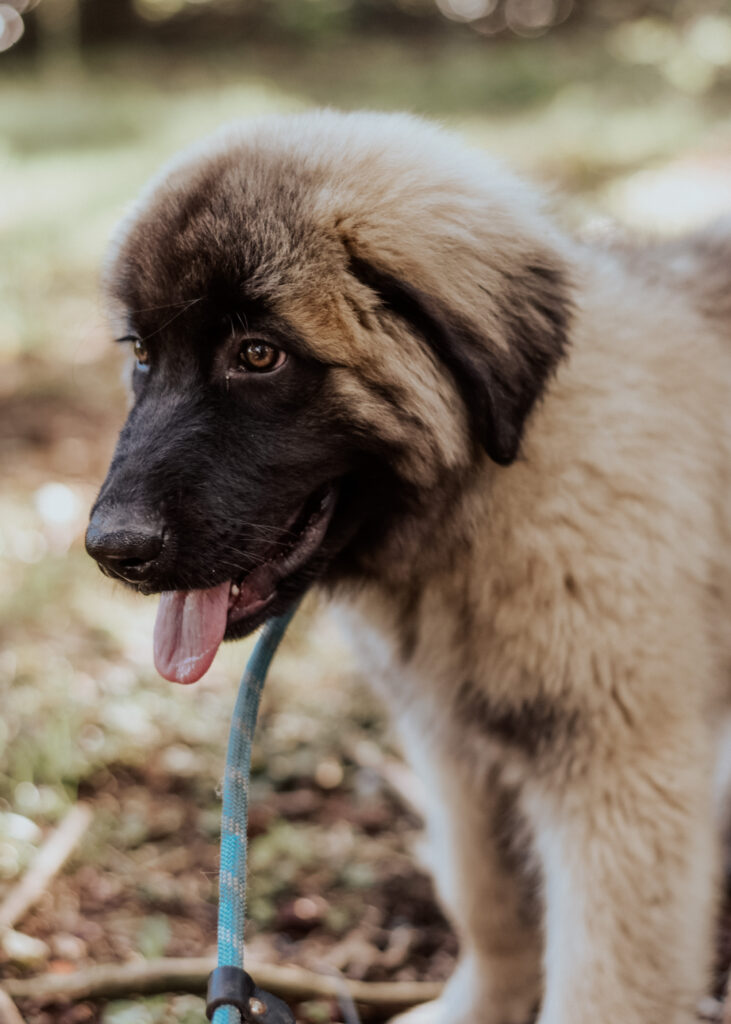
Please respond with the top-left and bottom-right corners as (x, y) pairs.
(153, 583), (230, 684)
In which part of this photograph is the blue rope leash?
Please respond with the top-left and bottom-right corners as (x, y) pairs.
(207, 608), (298, 1024)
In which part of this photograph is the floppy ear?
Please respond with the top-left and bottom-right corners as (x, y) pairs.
(347, 253), (572, 466)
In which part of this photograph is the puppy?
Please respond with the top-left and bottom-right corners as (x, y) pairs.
(86, 111), (731, 1024)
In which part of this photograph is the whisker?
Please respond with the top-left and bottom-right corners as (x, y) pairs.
(139, 297), (205, 341)
(222, 521), (304, 538)
(124, 296), (207, 316)
(217, 553), (274, 573)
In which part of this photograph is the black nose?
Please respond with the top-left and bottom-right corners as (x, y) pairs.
(86, 507), (165, 584)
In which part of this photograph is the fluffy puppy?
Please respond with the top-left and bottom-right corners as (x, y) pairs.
(86, 111), (731, 1024)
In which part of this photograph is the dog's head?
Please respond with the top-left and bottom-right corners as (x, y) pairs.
(86, 111), (572, 683)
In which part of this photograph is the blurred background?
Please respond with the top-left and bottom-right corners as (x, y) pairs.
(1, 1), (730, 1022)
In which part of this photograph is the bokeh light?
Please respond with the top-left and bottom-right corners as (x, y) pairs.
(0, 3), (24, 52)
(436, 0), (497, 22)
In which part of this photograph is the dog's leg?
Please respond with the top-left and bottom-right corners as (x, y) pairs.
(525, 713), (718, 1024)
(390, 741), (541, 1024)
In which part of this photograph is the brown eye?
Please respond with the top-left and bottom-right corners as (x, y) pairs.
(134, 338), (149, 366)
(238, 340), (285, 373)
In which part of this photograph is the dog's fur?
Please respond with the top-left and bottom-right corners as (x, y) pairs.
(89, 111), (731, 1024)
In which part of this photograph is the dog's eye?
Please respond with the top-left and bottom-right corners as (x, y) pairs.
(238, 340), (286, 373)
(116, 334), (150, 372)
(134, 338), (150, 368)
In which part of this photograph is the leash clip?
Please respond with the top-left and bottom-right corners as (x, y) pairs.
(206, 966), (296, 1023)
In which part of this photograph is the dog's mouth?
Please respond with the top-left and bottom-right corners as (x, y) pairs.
(152, 484), (337, 685)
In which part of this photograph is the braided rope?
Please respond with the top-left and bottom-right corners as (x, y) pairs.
(212, 608), (297, 1024)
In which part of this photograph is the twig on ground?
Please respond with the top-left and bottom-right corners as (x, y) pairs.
(0, 804), (93, 933)
(0, 988), (27, 1024)
(1, 957), (442, 1013)
(318, 964), (363, 1024)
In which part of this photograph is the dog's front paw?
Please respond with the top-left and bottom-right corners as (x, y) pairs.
(389, 998), (453, 1024)
(388, 955), (537, 1024)
(389, 995), (532, 1024)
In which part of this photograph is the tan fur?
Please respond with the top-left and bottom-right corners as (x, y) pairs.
(110, 111), (731, 1024)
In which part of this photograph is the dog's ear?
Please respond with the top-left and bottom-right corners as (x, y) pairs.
(347, 254), (572, 466)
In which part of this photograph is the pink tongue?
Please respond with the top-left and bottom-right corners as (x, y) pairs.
(153, 582), (230, 684)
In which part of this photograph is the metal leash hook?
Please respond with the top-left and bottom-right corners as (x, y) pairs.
(207, 607), (300, 1024)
